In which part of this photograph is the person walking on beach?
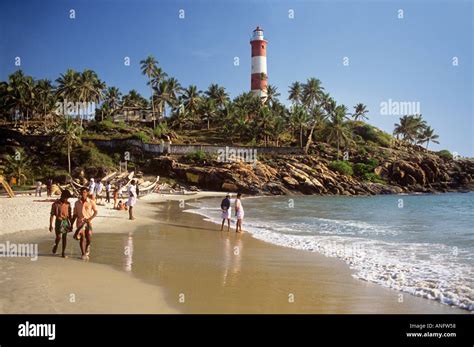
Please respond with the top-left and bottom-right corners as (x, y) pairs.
(220, 194), (231, 232)
(105, 181), (111, 203)
(88, 178), (96, 197)
(113, 186), (119, 209)
(117, 181), (123, 199)
(95, 180), (104, 204)
(235, 193), (244, 233)
(46, 178), (53, 197)
(35, 180), (42, 197)
(72, 187), (98, 260)
(49, 190), (73, 258)
(127, 180), (137, 220)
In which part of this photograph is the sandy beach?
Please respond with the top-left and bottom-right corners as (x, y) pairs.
(0, 193), (467, 314)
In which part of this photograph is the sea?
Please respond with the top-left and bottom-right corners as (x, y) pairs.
(186, 192), (474, 311)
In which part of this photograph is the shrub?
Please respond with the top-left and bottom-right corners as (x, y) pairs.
(73, 142), (115, 168)
(153, 123), (169, 138)
(353, 124), (392, 147)
(329, 160), (353, 176)
(362, 172), (385, 184)
(353, 158), (379, 177)
(366, 158), (378, 167)
(353, 163), (369, 176)
(357, 146), (367, 157)
(185, 150), (208, 162)
(132, 131), (150, 143)
(437, 150), (453, 160)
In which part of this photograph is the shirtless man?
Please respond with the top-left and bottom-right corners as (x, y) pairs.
(72, 187), (98, 260)
(49, 190), (73, 258)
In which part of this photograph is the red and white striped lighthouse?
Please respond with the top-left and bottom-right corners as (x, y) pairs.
(250, 26), (268, 100)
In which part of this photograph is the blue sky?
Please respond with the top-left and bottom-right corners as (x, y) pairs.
(0, 0), (472, 155)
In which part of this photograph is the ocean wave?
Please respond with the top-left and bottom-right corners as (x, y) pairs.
(185, 205), (474, 311)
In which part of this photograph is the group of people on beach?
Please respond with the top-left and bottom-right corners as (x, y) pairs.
(35, 178), (54, 197)
(87, 178), (138, 220)
(48, 178), (139, 259)
(220, 193), (244, 233)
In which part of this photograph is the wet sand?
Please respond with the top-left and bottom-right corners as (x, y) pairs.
(0, 193), (466, 313)
(82, 199), (466, 314)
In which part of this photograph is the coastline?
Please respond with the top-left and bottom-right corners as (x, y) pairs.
(0, 193), (467, 314)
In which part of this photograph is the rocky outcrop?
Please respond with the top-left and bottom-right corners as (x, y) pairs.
(146, 151), (473, 196)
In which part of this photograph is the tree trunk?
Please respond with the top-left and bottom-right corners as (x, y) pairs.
(67, 142), (72, 174)
(150, 79), (155, 129)
(337, 140), (340, 160)
(304, 123), (316, 154)
(299, 126), (303, 148)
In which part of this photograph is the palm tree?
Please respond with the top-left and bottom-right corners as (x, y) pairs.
(171, 102), (191, 131)
(352, 103), (369, 121)
(233, 92), (262, 120)
(417, 125), (439, 149)
(3, 148), (31, 186)
(0, 81), (9, 124)
(290, 105), (309, 148)
(55, 117), (82, 174)
(182, 85), (202, 126)
(5, 71), (26, 125)
(153, 80), (167, 120)
(200, 97), (217, 130)
(56, 69), (80, 106)
(20, 75), (35, 128)
(270, 114), (286, 146)
(34, 79), (56, 130)
(140, 55), (159, 128)
(393, 114), (426, 143)
(255, 105), (273, 145)
(326, 105), (353, 159)
(167, 77), (182, 107)
(205, 84), (229, 110)
(304, 106), (327, 153)
(265, 84), (280, 108)
(103, 86), (122, 120)
(55, 69), (81, 127)
(288, 81), (303, 106)
(75, 69), (105, 126)
(302, 78), (324, 110)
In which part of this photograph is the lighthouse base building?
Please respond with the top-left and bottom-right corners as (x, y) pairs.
(250, 26), (268, 101)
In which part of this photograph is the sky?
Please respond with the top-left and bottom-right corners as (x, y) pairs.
(0, 0), (472, 156)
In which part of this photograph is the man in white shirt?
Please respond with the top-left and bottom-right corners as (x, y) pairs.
(127, 180), (137, 220)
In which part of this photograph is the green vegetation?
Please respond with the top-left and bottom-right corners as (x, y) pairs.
(153, 122), (169, 138)
(0, 54), (445, 187)
(393, 115), (439, 148)
(185, 149), (208, 163)
(362, 173), (385, 184)
(3, 148), (31, 186)
(352, 123), (392, 148)
(73, 142), (115, 168)
(437, 149), (453, 160)
(131, 131), (151, 143)
(329, 160), (353, 176)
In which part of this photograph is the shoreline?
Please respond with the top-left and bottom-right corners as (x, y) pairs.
(0, 193), (468, 313)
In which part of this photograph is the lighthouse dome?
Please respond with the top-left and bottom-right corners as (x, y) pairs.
(252, 26), (264, 41)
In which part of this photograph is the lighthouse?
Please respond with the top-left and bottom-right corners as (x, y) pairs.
(250, 26), (268, 100)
